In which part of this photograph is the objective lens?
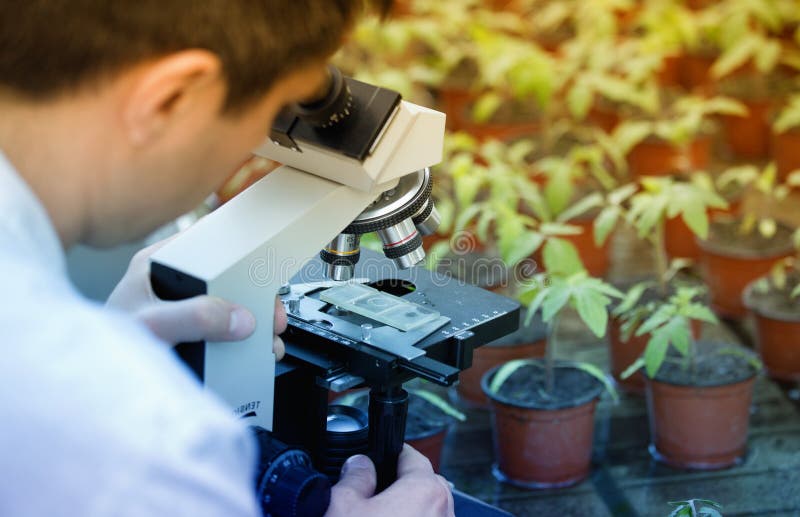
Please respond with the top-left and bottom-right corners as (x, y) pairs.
(377, 218), (425, 270)
(320, 233), (360, 281)
(412, 199), (441, 236)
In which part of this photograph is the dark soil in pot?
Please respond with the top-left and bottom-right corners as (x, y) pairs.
(744, 277), (800, 381)
(457, 312), (547, 407)
(646, 341), (759, 470)
(698, 219), (793, 318)
(482, 361), (604, 488)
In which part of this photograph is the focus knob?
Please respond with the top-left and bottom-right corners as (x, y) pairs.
(253, 428), (332, 517)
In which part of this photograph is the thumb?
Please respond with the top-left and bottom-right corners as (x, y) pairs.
(333, 455), (376, 500)
(138, 296), (256, 344)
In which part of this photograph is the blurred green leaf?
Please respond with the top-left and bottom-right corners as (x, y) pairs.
(573, 286), (611, 338)
(542, 238), (586, 276)
(644, 330), (669, 378)
(593, 206), (619, 248)
(471, 91), (503, 123)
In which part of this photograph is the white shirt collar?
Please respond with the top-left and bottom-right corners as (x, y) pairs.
(0, 150), (66, 274)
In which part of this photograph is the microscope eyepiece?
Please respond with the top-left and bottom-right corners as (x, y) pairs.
(292, 65), (354, 129)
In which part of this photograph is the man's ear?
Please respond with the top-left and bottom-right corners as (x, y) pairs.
(122, 50), (223, 146)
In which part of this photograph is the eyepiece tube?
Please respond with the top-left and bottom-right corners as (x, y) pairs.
(292, 65), (354, 129)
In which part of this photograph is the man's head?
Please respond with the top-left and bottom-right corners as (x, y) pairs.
(0, 1), (390, 246)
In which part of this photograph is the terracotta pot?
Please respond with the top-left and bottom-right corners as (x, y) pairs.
(646, 376), (755, 469)
(482, 366), (600, 488)
(609, 318), (702, 395)
(698, 237), (792, 319)
(772, 129), (800, 182)
(743, 282), (800, 382)
(627, 137), (711, 177)
(588, 103), (620, 133)
(407, 425), (448, 472)
(565, 218), (611, 277)
(723, 100), (771, 160)
(664, 202), (741, 261)
(657, 55), (683, 88)
(679, 54), (716, 93)
(457, 339), (546, 407)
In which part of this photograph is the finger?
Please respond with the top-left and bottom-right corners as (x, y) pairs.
(129, 233), (182, 271)
(274, 296), (288, 334)
(396, 444), (434, 478)
(273, 335), (285, 361)
(436, 475), (455, 517)
(139, 296), (255, 344)
(333, 455), (377, 499)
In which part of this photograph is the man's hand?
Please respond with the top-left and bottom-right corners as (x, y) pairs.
(325, 445), (454, 517)
(106, 237), (288, 358)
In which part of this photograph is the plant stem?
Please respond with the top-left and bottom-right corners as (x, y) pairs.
(654, 219), (669, 297)
(545, 312), (560, 396)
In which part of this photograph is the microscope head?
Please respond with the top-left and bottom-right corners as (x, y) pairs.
(253, 66), (446, 279)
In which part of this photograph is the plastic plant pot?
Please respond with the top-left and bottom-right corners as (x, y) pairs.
(646, 375), (755, 469)
(743, 280), (800, 382)
(407, 425), (448, 473)
(482, 363), (603, 488)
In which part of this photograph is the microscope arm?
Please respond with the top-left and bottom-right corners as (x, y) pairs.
(150, 166), (392, 430)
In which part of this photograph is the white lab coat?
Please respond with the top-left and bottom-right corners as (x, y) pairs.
(0, 151), (260, 517)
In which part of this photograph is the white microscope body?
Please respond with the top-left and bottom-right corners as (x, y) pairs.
(150, 73), (445, 430)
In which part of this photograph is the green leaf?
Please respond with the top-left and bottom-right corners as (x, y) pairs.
(608, 183), (638, 206)
(644, 330), (670, 378)
(636, 304), (674, 337)
(489, 359), (532, 393)
(661, 317), (690, 356)
(614, 281), (653, 316)
(570, 361), (619, 403)
(454, 171), (484, 209)
(409, 389), (466, 421)
(612, 121), (653, 155)
(539, 222), (583, 236)
(503, 230), (544, 267)
(593, 206), (619, 247)
(541, 284), (572, 323)
(567, 80), (594, 121)
(683, 303), (718, 324)
(792, 284), (800, 300)
(557, 192), (604, 224)
(681, 201), (710, 239)
(717, 347), (764, 372)
(573, 286), (611, 338)
(471, 91), (503, 123)
(542, 238), (586, 276)
(774, 96), (800, 133)
(544, 168), (574, 217)
(711, 35), (758, 79)
(620, 357), (645, 380)
(523, 284), (549, 325)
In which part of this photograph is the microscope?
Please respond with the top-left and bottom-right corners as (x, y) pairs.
(150, 66), (519, 517)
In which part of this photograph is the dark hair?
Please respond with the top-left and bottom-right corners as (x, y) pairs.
(0, 0), (391, 112)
